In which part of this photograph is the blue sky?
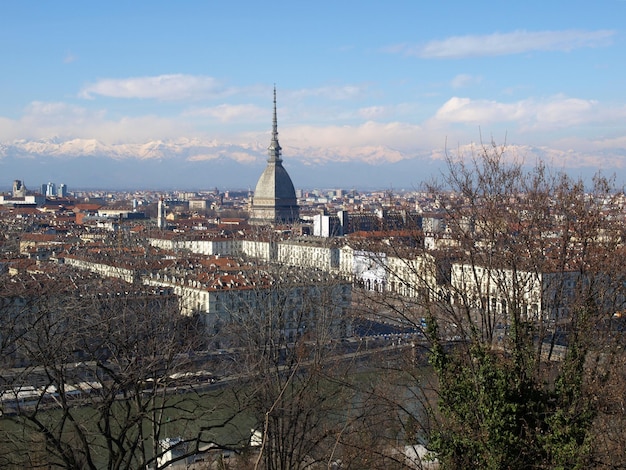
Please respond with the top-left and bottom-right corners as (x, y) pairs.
(1, 1), (625, 190)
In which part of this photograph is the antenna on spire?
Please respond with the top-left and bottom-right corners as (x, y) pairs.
(267, 84), (282, 162)
(272, 84), (278, 138)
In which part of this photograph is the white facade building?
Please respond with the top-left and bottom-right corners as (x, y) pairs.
(450, 262), (580, 322)
(386, 253), (438, 300)
(277, 239), (340, 272)
(0, 194), (45, 206)
(64, 256), (137, 283)
(144, 270), (352, 342)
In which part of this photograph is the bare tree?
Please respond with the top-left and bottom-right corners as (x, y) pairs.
(378, 142), (626, 468)
(0, 271), (243, 469)
(341, 142), (626, 468)
(213, 262), (359, 470)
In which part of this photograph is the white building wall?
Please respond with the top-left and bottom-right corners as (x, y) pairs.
(313, 214), (332, 237)
(144, 274), (352, 340)
(386, 254), (437, 300)
(241, 239), (273, 262)
(144, 274), (210, 316)
(147, 237), (176, 251)
(450, 263), (580, 321)
(63, 257), (136, 283)
(276, 242), (339, 272)
(351, 250), (387, 292)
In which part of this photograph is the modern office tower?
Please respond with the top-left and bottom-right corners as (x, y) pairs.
(249, 87), (299, 226)
(58, 184), (68, 197)
(44, 182), (56, 197)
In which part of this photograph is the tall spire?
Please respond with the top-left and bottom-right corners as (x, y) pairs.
(272, 85), (278, 137)
(250, 85), (299, 226)
(267, 85), (282, 163)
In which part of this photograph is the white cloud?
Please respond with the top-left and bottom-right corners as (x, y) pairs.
(534, 97), (598, 127)
(433, 97), (527, 124)
(357, 106), (388, 120)
(451, 74), (481, 89)
(11, 101), (105, 140)
(432, 95), (625, 131)
(394, 29), (614, 59)
(0, 116), (20, 139)
(25, 101), (98, 121)
(95, 116), (195, 144)
(283, 121), (425, 151)
(184, 104), (266, 123)
(79, 74), (225, 101)
(0, 101), (194, 144)
(289, 84), (367, 101)
(2, 91), (626, 178)
(308, 103), (421, 123)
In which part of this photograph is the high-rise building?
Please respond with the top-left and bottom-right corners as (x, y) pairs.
(249, 87), (299, 226)
(44, 182), (56, 197)
(157, 198), (166, 229)
(58, 183), (68, 197)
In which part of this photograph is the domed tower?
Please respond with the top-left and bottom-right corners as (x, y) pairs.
(249, 87), (300, 226)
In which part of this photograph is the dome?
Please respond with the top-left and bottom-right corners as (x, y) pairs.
(254, 162), (297, 202)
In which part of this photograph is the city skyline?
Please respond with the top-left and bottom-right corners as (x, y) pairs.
(1, 1), (625, 190)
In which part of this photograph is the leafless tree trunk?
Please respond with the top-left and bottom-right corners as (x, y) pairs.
(216, 262), (360, 470)
(0, 272), (242, 469)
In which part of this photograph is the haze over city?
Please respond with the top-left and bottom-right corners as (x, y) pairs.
(1, 1), (625, 190)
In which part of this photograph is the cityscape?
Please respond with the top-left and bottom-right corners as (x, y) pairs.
(2, 88), (626, 469)
(2, 2), (626, 469)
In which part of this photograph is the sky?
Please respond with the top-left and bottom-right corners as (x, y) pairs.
(1, 1), (625, 191)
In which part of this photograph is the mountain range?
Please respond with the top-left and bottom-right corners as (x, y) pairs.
(0, 137), (620, 191)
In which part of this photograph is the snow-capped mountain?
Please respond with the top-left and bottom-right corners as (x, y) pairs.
(0, 137), (623, 190)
